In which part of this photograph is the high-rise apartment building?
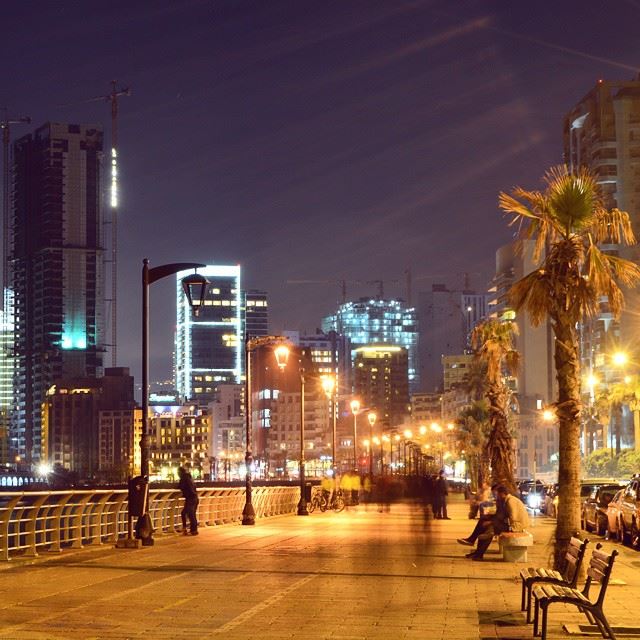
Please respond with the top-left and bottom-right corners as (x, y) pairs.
(417, 285), (486, 392)
(353, 345), (410, 428)
(208, 383), (245, 471)
(43, 368), (135, 479)
(488, 240), (556, 478)
(564, 79), (640, 393)
(245, 290), (268, 338)
(175, 265), (242, 403)
(322, 298), (418, 388)
(12, 123), (104, 465)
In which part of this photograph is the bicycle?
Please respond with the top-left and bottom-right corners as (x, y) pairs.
(328, 488), (346, 513)
(307, 491), (327, 513)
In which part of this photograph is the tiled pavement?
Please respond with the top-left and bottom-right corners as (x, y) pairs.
(0, 494), (639, 639)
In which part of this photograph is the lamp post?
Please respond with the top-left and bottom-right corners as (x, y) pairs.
(350, 399), (360, 470)
(297, 366), (309, 515)
(393, 434), (400, 474)
(381, 435), (390, 474)
(242, 337), (289, 525)
(321, 375), (337, 478)
(139, 259), (208, 545)
(367, 411), (376, 476)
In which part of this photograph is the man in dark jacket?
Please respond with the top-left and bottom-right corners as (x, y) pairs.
(433, 470), (450, 519)
(178, 466), (199, 535)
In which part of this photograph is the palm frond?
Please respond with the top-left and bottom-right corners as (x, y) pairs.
(589, 207), (637, 246)
(509, 270), (550, 327)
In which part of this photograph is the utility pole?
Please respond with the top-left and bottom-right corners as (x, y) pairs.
(1, 110), (31, 311)
(87, 82), (131, 367)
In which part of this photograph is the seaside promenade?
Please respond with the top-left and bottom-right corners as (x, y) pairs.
(1, 494), (639, 639)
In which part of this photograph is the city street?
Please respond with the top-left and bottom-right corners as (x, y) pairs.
(0, 494), (639, 639)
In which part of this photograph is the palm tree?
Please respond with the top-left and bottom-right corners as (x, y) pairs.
(500, 165), (640, 567)
(471, 318), (519, 493)
(455, 400), (490, 491)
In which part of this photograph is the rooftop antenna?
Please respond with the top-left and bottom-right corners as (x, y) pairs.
(86, 82), (131, 367)
(1, 110), (31, 311)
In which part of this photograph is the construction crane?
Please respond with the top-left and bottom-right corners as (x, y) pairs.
(286, 279), (362, 304)
(84, 81), (131, 367)
(1, 110), (31, 311)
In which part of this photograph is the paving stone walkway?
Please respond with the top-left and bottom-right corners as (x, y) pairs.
(0, 493), (639, 639)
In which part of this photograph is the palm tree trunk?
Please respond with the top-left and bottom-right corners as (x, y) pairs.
(552, 313), (582, 569)
(487, 386), (516, 493)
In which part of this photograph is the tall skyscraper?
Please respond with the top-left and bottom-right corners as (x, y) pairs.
(12, 123), (104, 465)
(322, 298), (418, 388)
(175, 265), (242, 404)
(564, 78), (640, 387)
(417, 285), (472, 392)
(0, 290), (14, 465)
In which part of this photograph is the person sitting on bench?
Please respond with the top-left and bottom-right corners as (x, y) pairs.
(465, 484), (529, 561)
(458, 483), (504, 547)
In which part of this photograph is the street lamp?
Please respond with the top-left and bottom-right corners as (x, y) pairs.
(367, 411), (376, 476)
(381, 434), (390, 474)
(242, 337), (289, 525)
(393, 434), (400, 474)
(139, 259), (208, 545)
(297, 364), (309, 516)
(350, 399), (360, 470)
(321, 375), (337, 478)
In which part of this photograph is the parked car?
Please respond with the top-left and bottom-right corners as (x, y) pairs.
(606, 489), (626, 541)
(618, 475), (640, 548)
(545, 481), (605, 519)
(581, 484), (626, 536)
(518, 480), (547, 511)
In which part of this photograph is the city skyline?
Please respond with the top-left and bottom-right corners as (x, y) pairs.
(3, 1), (640, 383)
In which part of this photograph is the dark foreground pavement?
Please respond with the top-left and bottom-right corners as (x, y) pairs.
(1, 494), (639, 639)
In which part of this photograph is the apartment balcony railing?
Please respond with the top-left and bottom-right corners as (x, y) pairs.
(0, 485), (300, 561)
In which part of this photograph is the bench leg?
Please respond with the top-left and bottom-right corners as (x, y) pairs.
(594, 612), (616, 640)
(541, 602), (549, 640)
(533, 595), (541, 637)
(521, 579), (526, 611)
(526, 583), (534, 623)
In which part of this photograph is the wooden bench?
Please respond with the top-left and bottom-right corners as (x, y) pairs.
(532, 546), (618, 640)
(519, 535), (589, 623)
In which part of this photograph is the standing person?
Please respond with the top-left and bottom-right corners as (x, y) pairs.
(434, 470), (450, 519)
(178, 466), (199, 535)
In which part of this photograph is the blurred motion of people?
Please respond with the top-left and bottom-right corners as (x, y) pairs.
(433, 470), (450, 519)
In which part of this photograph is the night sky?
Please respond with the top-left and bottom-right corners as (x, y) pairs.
(4, 0), (640, 381)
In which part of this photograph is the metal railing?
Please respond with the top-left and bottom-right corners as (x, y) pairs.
(0, 485), (300, 561)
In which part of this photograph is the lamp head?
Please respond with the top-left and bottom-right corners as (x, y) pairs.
(367, 411), (376, 426)
(181, 272), (209, 316)
(350, 398), (360, 414)
(274, 344), (290, 370)
(321, 374), (335, 398)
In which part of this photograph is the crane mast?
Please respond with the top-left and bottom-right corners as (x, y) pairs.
(88, 82), (130, 367)
(1, 110), (31, 312)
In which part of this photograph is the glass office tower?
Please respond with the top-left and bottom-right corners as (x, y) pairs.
(175, 265), (242, 403)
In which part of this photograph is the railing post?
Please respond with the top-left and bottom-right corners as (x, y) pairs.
(0, 495), (22, 561)
(48, 494), (73, 553)
(24, 494), (49, 558)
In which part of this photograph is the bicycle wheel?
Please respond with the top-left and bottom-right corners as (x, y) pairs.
(319, 495), (328, 512)
(333, 494), (345, 513)
(308, 498), (316, 513)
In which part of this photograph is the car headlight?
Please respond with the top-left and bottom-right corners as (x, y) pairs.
(527, 494), (540, 509)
